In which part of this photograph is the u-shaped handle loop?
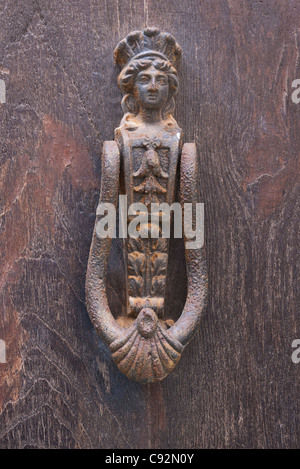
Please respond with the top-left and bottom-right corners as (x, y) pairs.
(85, 141), (207, 383)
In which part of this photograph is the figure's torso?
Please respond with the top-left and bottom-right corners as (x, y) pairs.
(115, 123), (182, 320)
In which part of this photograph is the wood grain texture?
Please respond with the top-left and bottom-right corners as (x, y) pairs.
(0, 0), (299, 448)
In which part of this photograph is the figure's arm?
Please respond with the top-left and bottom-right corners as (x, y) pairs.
(85, 141), (123, 344)
(167, 143), (208, 346)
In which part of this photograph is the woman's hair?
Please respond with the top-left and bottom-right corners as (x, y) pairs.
(117, 58), (179, 122)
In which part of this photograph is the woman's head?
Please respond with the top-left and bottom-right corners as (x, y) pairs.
(118, 58), (179, 120)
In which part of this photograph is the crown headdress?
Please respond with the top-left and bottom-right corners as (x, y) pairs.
(114, 27), (182, 70)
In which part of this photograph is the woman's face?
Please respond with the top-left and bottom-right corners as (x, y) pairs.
(134, 65), (169, 111)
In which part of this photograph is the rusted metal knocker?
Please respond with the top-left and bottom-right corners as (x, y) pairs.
(86, 28), (207, 383)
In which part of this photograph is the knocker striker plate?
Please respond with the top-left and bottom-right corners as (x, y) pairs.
(85, 27), (208, 383)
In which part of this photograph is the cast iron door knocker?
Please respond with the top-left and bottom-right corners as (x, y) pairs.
(86, 28), (208, 383)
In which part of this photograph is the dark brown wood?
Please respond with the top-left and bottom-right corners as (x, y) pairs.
(0, 0), (299, 448)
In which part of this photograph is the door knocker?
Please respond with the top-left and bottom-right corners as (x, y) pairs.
(86, 28), (207, 383)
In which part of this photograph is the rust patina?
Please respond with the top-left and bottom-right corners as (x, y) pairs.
(86, 28), (208, 383)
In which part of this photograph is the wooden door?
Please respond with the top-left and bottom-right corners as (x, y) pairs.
(0, 0), (299, 449)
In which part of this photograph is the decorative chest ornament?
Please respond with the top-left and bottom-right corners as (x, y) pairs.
(86, 28), (207, 383)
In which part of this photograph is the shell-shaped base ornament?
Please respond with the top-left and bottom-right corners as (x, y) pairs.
(109, 309), (184, 383)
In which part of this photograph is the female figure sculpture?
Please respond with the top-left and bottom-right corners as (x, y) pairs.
(86, 28), (207, 383)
